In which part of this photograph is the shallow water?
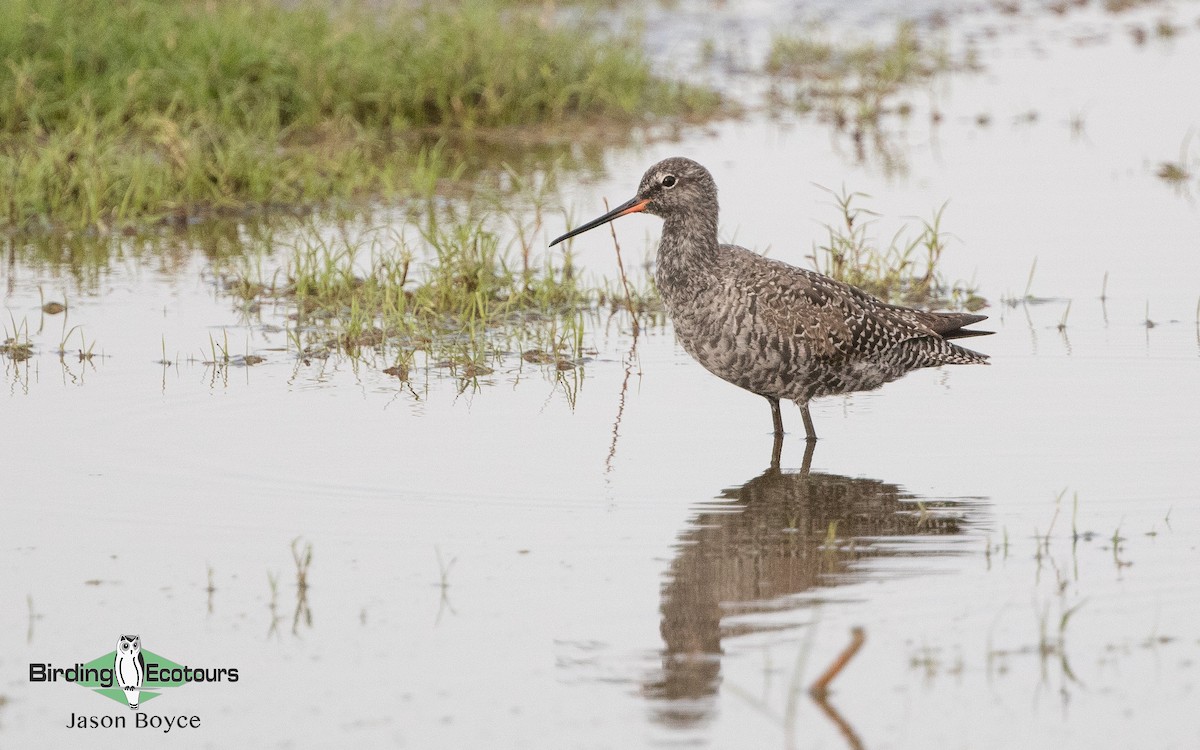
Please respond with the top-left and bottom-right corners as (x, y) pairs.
(3, 2), (1200, 748)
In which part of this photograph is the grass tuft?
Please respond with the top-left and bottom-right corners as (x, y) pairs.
(2, 316), (35, 361)
(219, 189), (597, 381)
(808, 187), (984, 310)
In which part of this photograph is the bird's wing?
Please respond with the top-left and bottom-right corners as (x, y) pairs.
(737, 252), (939, 362)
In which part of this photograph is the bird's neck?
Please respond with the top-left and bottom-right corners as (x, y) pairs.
(655, 214), (718, 302)
(658, 212), (719, 269)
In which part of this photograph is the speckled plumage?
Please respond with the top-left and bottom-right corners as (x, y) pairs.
(551, 157), (990, 439)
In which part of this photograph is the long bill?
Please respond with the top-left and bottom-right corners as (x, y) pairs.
(549, 196), (650, 247)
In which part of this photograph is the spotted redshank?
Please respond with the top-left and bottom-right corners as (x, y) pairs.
(550, 157), (990, 441)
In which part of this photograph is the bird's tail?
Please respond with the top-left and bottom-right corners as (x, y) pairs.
(909, 336), (990, 366)
(939, 340), (990, 365)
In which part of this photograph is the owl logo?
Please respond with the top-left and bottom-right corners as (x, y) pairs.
(114, 634), (146, 710)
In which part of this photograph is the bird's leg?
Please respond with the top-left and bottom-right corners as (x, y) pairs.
(799, 401), (818, 442)
(800, 437), (815, 476)
(769, 431), (783, 472)
(767, 397), (784, 438)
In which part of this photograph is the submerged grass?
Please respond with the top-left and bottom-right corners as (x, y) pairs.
(764, 22), (976, 169)
(1156, 130), (1197, 190)
(0, 0), (720, 230)
(765, 25), (962, 109)
(765, 22), (949, 83)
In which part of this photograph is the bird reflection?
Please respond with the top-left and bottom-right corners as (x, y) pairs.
(645, 437), (978, 734)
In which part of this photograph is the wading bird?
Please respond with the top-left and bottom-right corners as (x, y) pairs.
(550, 157), (990, 441)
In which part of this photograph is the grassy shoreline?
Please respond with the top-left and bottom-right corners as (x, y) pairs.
(0, 0), (720, 230)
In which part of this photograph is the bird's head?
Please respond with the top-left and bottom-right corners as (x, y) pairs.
(550, 157), (717, 246)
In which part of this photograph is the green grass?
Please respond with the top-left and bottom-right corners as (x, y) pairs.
(218, 187), (599, 383)
(0, 0), (720, 230)
(808, 187), (984, 311)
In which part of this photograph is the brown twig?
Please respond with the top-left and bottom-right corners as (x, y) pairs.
(811, 691), (866, 750)
(809, 626), (866, 698)
(603, 198), (640, 335)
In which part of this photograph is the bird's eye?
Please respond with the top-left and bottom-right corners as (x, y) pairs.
(662, 175), (677, 188)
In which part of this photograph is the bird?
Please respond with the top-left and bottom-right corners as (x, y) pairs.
(549, 157), (990, 441)
(114, 634), (145, 710)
